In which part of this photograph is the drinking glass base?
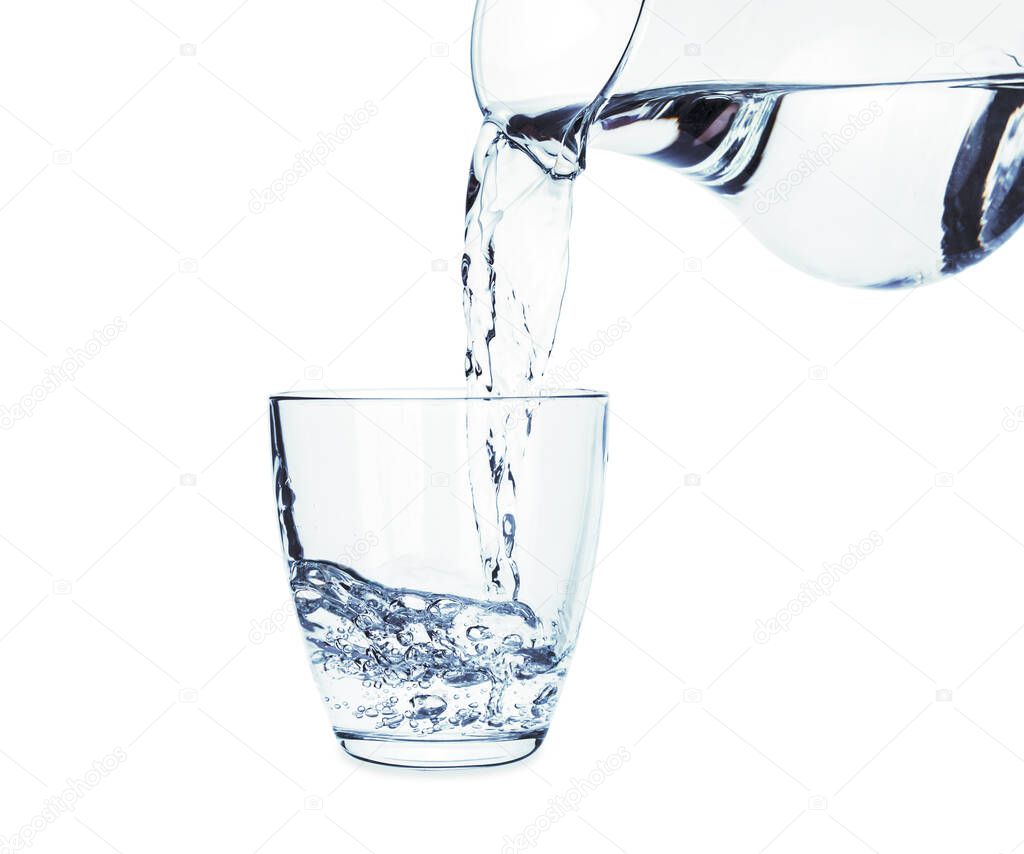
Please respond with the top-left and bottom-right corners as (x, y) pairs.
(336, 732), (545, 769)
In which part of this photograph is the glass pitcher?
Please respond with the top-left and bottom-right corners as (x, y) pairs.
(470, 0), (1024, 287)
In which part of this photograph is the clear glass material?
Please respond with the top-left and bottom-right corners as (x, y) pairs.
(472, 1), (1024, 108)
(470, 1), (1024, 287)
(269, 389), (608, 768)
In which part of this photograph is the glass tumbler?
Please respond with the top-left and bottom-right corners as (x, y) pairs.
(269, 389), (608, 768)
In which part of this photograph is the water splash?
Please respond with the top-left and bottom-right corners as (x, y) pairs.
(292, 560), (569, 736)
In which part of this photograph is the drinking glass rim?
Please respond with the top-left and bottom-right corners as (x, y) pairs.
(269, 387), (609, 403)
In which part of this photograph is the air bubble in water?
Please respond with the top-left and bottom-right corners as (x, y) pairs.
(409, 694), (448, 719)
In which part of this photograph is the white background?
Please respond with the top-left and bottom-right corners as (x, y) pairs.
(3, 1), (1024, 852)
